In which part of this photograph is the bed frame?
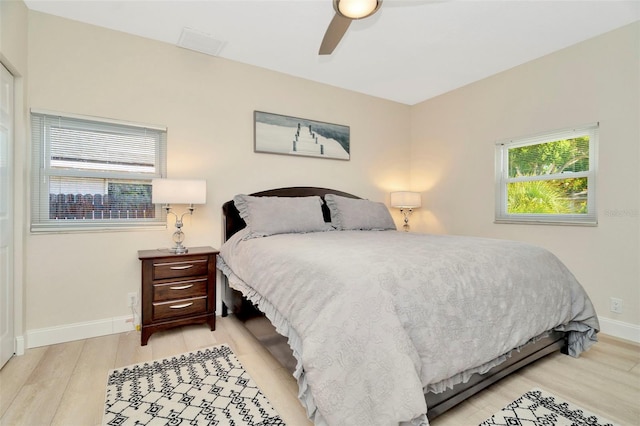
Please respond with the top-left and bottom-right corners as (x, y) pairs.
(220, 186), (567, 420)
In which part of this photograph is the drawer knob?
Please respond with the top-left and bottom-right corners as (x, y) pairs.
(169, 265), (194, 270)
(169, 302), (194, 309)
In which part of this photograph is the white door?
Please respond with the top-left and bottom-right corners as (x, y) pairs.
(0, 63), (14, 369)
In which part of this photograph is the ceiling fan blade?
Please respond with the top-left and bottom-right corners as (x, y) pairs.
(319, 13), (352, 55)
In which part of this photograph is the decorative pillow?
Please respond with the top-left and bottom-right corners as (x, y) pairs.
(324, 194), (396, 231)
(233, 195), (331, 239)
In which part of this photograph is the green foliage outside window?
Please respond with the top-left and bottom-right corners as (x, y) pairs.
(507, 137), (589, 214)
(507, 178), (588, 214)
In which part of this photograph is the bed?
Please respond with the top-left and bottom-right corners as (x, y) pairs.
(216, 187), (599, 426)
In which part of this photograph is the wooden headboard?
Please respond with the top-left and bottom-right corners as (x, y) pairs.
(222, 186), (360, 241)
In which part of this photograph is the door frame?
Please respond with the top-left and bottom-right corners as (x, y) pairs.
(0, 61), (15, 368)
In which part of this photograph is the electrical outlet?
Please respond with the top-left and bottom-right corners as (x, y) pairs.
(610, 297), (623, 314)
(127, 292), (138, 307)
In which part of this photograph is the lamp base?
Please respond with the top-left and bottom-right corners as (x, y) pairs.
(169, 227), (188, 254)
(169, 243), (188, 254)
(400, 208), (412, 232)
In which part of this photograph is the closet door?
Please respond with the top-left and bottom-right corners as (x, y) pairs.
(0, 62), (14, 369)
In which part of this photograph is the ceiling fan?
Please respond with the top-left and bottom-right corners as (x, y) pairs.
(319, 0), (383, 55)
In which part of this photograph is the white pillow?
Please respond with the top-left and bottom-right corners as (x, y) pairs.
(234, 195), (331, 239)
(324, 194), (396, 231)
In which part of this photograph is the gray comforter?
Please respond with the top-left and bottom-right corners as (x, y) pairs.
(217, 230), (599, 426)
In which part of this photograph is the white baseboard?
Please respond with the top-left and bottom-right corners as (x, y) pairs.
(23, 314), (639, 350)
(15, 335), (25, 356)
(26, 315), (136, 349)
(598, 316), (640, 343)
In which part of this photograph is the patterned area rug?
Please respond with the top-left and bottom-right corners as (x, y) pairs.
(103, 344), (285, 425)
(480, 388), (618, 426)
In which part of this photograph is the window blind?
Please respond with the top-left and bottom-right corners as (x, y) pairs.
(31, 110), (167, 231)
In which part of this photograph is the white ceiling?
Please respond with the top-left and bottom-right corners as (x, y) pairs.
(24, 0), (640, 105)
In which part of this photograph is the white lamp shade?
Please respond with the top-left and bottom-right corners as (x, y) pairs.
(152, 179), (207, 205)
(390, 191), (421, 209)
(336, 0), (380, 19)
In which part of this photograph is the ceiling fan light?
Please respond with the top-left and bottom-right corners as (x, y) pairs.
(335, 0), (381, 19)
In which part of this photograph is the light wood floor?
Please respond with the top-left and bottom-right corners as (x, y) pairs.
(1, 316), (638, 425)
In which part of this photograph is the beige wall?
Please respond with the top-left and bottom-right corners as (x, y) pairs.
(25, 11), (411, 337)
(410, 22), (640, 336)
(1, 1), (28, 71)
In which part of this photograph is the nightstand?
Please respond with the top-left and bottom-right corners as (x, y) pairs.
(138, 246), (219, 346)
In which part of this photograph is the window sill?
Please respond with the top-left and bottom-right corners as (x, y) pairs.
(494, 219), (597, 227)
(30, 223), (167, 234)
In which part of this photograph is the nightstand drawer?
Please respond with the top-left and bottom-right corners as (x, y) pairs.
(153, 257), (208, 280)
(153, 296), (207, 321)
(153, 278), (208, 302)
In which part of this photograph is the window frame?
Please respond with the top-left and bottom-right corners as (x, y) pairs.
(30, 109), (167, 232)
(494, 123), (598, 226)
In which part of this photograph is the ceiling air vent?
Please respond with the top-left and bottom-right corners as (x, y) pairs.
(177, 27), (225, 57)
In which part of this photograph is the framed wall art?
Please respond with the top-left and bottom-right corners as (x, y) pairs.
(254, 111), (350, 160)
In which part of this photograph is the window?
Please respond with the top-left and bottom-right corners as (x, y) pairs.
(495, 123), (598, 225)
(31, 110), (167, 231)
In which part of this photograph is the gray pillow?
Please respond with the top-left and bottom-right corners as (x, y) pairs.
(324, 194), (396, 231)
(234, 194), (331, 239)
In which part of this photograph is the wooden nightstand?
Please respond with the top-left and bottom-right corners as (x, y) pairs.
(138, 246), (219, 346)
